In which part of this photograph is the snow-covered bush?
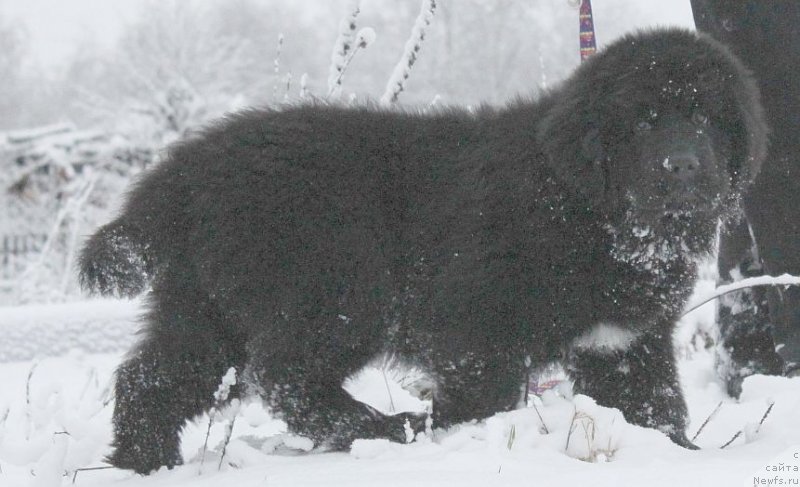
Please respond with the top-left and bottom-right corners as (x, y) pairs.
(65, 2), (315, 147)
(380, 0), (437, 105)
(0, 125), (152, 304)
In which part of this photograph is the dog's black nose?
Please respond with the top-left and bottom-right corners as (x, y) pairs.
(663, 154), (700, 182)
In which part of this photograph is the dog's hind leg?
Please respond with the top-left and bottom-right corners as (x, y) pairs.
(108, 283), (247, 474)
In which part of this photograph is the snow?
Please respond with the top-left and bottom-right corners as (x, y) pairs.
(0, 289), (798, 486)
(0, 299), (140, 362)
(356, 27), (377, 48)
(571, 323), (639, 353)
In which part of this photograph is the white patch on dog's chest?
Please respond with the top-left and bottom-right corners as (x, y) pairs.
(572, 322), (640, 353)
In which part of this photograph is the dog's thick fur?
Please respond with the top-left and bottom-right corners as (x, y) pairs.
(80, 29), (766, 474)
(692, 0), (800, 395)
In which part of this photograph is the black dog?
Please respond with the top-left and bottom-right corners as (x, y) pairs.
(80, 28), (766, 474)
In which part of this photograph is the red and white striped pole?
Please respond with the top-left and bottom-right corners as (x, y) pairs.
(579, 0), (597, 61)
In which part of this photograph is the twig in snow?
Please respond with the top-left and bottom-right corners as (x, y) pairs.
(217, 400), (240, 471)
(381, 368), (396, 413)
(531, 399), (550, 434)
(720, 430), (742, 449)
(565, 408), (597, 459)
(0, 405), (9, 427)
(199, 367), (238, 472)
(755, 399), (775, 434)
(720, 400), (775, 449)
(199, 413), (216, 470)
(691, 401), (722, 442)
(25, 361), (39, 440)
(98, 388), (114, 411)
(565, 408), (579, 452)
(380, 0), (437, 105)
(581, 414), (596, 449)
(507, 424), (516, 450)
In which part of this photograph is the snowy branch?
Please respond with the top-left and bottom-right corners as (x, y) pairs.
(327, 0), (362, 99)
(380, 0), (437, 106)
(327, 27), (376, 99)
(272, 34), (285, 101)
(682, 274), (800, 317)
(274, 34), (284, 75)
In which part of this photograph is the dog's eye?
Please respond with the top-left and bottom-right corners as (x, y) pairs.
(692, 111), (709, 126)
(635, 120), (652, 133)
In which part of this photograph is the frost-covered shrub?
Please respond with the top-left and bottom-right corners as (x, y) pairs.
(0, 125), (153, 304)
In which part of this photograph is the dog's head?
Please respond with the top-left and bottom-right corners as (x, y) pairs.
(537, 28), (767, 229)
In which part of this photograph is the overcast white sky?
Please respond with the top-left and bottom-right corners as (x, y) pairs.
(1, 0), (142, 69)
(1, 0), (696, 71)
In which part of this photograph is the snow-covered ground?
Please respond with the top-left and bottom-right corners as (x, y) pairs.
(0, 287), (798, 487)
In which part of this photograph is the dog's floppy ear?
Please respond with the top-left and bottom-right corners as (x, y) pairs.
(537, 99), (609, 211)
(731, 60), (768, 189)
(693, 32), (768, 190)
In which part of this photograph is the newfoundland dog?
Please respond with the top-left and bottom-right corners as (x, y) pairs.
(80, 28), (766, 473)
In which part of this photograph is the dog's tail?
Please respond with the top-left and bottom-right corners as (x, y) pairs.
(79, 219), (154, 298)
